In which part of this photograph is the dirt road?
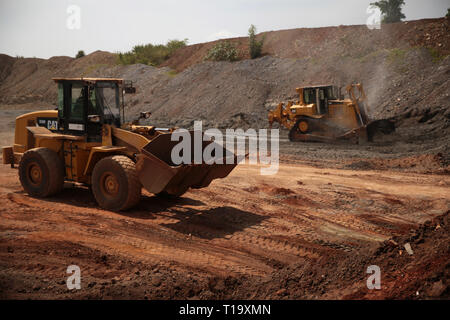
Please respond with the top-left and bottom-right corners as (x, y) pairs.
(0, 161), (448, 299)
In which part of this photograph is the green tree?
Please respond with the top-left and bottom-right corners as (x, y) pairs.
(248, 24), (264, 59)
(446, 8), (450, 18)
(370, 0), (406, 23)
(75, 50), (85, 59)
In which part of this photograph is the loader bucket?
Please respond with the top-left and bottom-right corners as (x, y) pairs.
(135, 131), (237, 196)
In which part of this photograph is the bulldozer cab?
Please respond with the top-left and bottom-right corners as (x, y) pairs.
(53, 78), (126, 142)
(301, 85), (337, 115)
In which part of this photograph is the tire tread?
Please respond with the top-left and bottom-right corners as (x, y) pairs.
(19, 148), (64, 197)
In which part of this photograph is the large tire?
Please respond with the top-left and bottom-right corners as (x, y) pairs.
(91, 156), (141, 211)
(18, 148), (65, 197)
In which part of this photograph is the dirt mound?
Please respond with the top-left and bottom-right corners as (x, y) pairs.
(134, 50), (449, 152)
(0, 18), (448, 160)
(163, 18), (450, 72)
(0, 51), (116, 105)
(161, 37), (251, 72)
(231, 211), (449, 300)
(0, 54), (15, 83)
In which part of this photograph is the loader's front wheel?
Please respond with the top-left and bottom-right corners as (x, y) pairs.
(19, 148), (64, 198)
(91, 156), (141, 211)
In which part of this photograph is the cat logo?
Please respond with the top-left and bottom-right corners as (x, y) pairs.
(37, 118), (59, 131)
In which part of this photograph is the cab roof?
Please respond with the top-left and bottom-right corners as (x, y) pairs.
(52, 77), (124, 84)
(299, 85), (334, 89)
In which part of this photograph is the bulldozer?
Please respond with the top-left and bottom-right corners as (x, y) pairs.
(2, 78), (236, 211)
(268, 83), (395, 142)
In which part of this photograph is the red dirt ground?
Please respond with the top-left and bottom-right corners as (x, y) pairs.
(0, 160), (448, 299)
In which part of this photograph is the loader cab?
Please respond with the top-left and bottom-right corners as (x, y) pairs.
(302, 85), (337, 115)
(54, 78), (123, 142)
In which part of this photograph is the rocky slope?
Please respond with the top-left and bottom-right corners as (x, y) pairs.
(0, 18), (448, 152)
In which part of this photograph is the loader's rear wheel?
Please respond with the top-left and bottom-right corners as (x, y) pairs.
(91, 156), (141, 211)
(19, 148), (64, 197)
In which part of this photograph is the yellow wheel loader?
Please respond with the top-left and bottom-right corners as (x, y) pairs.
(2, 78), (236, 211)
(268, 83), (395, 143)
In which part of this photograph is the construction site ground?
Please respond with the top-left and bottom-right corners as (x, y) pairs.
(0, 124), (448, 299)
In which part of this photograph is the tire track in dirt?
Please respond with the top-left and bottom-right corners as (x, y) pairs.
(1, 163), (449, 292)
(3, 190), (275, 276)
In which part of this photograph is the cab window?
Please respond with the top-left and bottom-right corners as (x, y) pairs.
(70, 84), (85, 121)
(57, 83), (64, 117)
(319, 89), (325, 100)
(304, 89), (315, 104)
(96, 82), (120, 125)
(88, 87), (101, 115)
(327, 87), (335, 99)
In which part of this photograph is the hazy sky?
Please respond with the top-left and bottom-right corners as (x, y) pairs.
(0, 0), (448, 58)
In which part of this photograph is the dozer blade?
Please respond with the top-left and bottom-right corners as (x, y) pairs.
(135, 131), (237, 196)
(366, 119), (396, 142)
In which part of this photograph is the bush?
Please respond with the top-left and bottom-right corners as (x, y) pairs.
(248, 25), (264, 59)
(204, 42), (239, 62)
(117, 39), (188, 66)
(446, 8), (450, 18)
(75, 50), (85, 59)
(166, 39), (188, 53)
